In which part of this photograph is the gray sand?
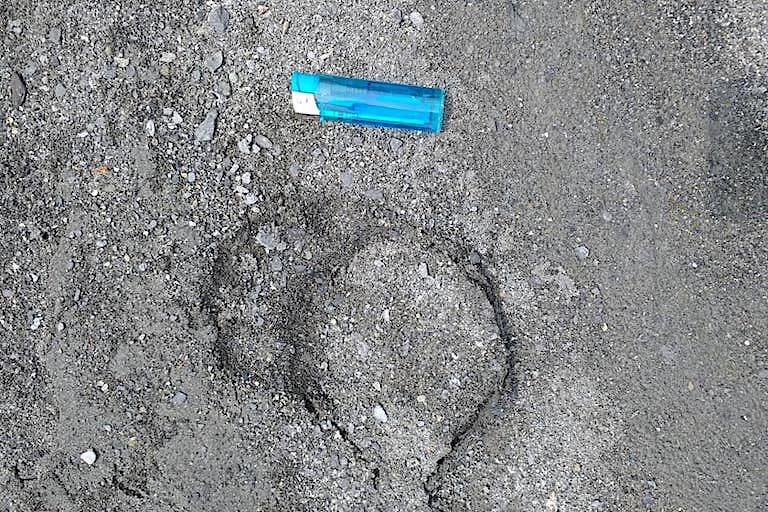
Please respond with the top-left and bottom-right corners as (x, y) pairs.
(1, 1), (766, 511)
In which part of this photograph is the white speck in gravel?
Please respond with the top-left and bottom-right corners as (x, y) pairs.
(237, 134), (252, 154)
(54, 83), (66, 98)
(205, 50), (224, 72)
(186, 172), (196, 183)
(80, 449), (97, 465)
(270, 256), (283, 272)
(364, 189), (383, 201)
(159, 51), (176, 63)
(114, 56), (129, 68)
(253, 134), (273, 149)
(256, 227), (278, 250)
(575, 245), (590, 260)
(409, 11), (424, 27)
(29, 317), (41, 330)
(171, 391), (187, 406)
(372, 404), (388, 422)
(244, 193), (258, 205)
(194, 110), (218, 142)
(2, 289), (13, 298)
(8, 19), (22, 36)
(233, 185), (248, 195)
(240, 172), (251, 185)
(417, 262), (430, 278)
(171, 111), (183, 125)
(389, 138), (403, 153)
(145, 119), (155, 137)
(288, 163), (301, 177)
(207, 5), (230, 34)
(56, 322), (65, 331)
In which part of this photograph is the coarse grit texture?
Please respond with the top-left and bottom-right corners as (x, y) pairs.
(1, 1), (766, 511)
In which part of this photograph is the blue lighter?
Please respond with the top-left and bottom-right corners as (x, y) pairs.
(290, 71), (445, 133)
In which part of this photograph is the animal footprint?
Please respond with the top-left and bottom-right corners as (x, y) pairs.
(296, 233), (507, 508)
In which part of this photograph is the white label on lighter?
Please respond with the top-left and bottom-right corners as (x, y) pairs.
(292, 91), (320, 116)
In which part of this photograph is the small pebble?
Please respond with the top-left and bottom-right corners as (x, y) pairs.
(575, 246), (590, 260)
(194, 109), (218, 142)
(2, 289), (13, 298)
(214, 77), (231, 98)
(417, 262), (430, 278)
(256, 227), (277, 250)
(205, 50), (224, 72)
(145, 119), (155, 137)
(186, 171), (196, 183)
(54, 83), (66, 98)
(80, 449), (97, 465)
(8, 19), (22, 35)
(48, 26), (61, 44)
(288, 163), (301, 177)
(244, 193), (258, 205)
(208, 5), (230, 33)
(409, 11), (424, 27)
(238, 134), (252, 154)
(30, 317), (41, 330)
(114, 56), (129, 68)
(171, 391), (187, 406)
(390, 8), (403, 24)
(240, 172), (251, 185)
(372, 404), (388, 423)
(340, 171), (353, 188)
(159, 51), (176, 63)
(364, 189), (383, 201)
(10, 71), (26, 106)
(389, 138), (403, 153)
(253, 134), (273, 149)
(270, 256), (283, 272)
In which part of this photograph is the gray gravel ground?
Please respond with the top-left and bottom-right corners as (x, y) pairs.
(2, 1), (767, 511)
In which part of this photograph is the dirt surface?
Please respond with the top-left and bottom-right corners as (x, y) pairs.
(1, 1), (767, 511)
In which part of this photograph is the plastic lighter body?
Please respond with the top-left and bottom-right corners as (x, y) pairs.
(290, 71), (445, 132)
